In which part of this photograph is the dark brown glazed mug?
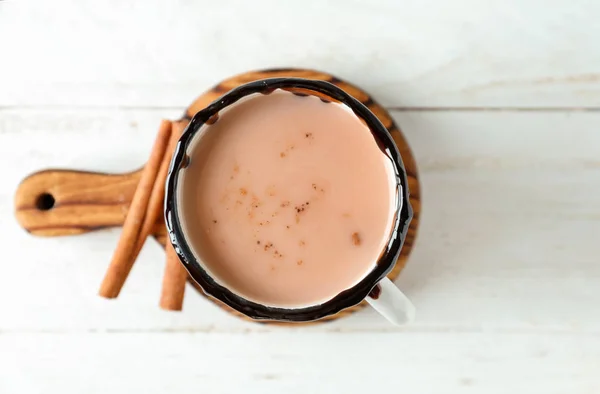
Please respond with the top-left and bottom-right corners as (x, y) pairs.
(164, 78), (415, 324)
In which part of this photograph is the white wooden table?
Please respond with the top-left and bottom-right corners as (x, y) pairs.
(1, 1), (599, 393)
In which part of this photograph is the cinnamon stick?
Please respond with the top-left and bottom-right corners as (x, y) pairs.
(132, 120), (184, 258)
(159, 120), (189, 311)
(159, 241), (188, 311)
(99, 120), (173, 298)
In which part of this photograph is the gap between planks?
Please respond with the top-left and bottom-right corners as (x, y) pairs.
(0, 326), (599, 335)
(3, 105), (600, 112)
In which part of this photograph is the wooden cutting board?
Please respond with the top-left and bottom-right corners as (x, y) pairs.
(14, 68), (421, 324)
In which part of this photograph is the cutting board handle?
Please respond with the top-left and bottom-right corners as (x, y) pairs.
(14, 168), (165, 238)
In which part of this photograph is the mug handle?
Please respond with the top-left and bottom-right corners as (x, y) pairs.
(366, 277), (415, 325)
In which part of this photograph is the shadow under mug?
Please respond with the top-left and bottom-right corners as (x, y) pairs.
(164, 78), (415, 324)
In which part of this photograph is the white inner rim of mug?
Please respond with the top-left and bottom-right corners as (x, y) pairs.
(175, 90), (402, 309)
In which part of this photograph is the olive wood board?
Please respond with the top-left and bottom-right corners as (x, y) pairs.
(14, 68), (421, 324)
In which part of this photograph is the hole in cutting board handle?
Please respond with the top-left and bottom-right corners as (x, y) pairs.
(35, 193), (55, 211)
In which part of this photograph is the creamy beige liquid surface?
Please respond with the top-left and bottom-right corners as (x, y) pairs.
(179, 91), (397, 308)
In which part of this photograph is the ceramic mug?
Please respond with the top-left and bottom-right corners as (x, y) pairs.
(164, 78), (415, 324)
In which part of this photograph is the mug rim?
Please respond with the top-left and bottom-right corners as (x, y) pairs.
(164, 77), (413, 322)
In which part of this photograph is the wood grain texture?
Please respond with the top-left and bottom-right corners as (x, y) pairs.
(1, 332), (598, 394)
(2, 0), (600, 109)
(13, 69), (421, 324)
(14, 170), (147, 236)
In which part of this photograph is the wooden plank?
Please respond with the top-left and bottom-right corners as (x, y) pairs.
(0, 332), (598, 394)
(1, 109), (600, 333)
(1, 0), (600, 108)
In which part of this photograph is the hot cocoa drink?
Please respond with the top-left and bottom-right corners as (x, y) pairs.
(177, 90), (397, 307)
